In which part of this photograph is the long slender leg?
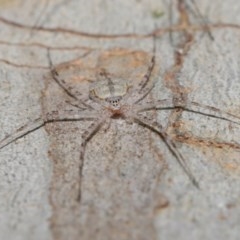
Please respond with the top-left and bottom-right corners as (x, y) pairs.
(0, 110), (98, 150)
(137, 99), (240, 126)
(77, 116), (107, 202)
(65, 99), (86, 110)
(47, 49), (78, 100)
(46, 49), (95, 110)
(123, 37), (158, 105)
(133, 81), (156, 105)
(0, 117), (44, 150)
(65, 98), (96, 111)
(133, 39), (157, 104)
(182, 101), (240, 125)
(136, 99), (174, 112)
(137, 38), (156, 92)
(188, 0), (214, 40)
(133, 113), (199, 188)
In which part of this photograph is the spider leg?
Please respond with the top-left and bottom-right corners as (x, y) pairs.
(136, 99), (174, 112)
(137, 37), (156, 92)
(0, 110), (98, 150)
(65, 98), (96, 111)
(77, 116), (108, 202)
(126, 37), (157, 105)
(133, 113), (199, 188)
(47, 49), (78, 100)
(137, 98), (240, 126)
(180, 101), (240, 126)
(47, 49), (95, 110)
(65, 99), (87, 110)
(0, 117), (44, 150)
(133, 81), (157, 105)
(188, 0), (214, 41)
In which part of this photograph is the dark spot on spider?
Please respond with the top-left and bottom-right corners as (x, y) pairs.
(110, 100), (120, 106)
(111, 112), (123, 119)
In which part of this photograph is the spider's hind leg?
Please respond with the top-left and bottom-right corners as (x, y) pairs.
(77, 116), (108, 202)
(133, 113), (199, 188)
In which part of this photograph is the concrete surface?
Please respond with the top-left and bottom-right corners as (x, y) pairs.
(0, 0), (240, 240)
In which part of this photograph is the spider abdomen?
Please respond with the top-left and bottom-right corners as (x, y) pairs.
(91, 79), (128, 100)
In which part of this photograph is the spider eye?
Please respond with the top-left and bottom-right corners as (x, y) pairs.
(106, 96), (122, 107)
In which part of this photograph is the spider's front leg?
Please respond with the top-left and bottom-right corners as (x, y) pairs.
(131, 57), (157, 104)
(125, 37), (158, 105)
(137, 98), (240, 126)
(0, 109), (98, 150)
(136, 99), (175, 112)
(179, 100), (240, 126)
(65, 98), (96, 111)
(47, 49), (95, 111)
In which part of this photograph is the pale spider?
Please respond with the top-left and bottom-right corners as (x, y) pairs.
(1, 40), (240, 201)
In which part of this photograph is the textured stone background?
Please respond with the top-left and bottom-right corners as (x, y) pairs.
(0, 0), (240, 240)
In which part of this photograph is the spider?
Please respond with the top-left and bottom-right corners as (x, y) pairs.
(1, 39), (240, 201)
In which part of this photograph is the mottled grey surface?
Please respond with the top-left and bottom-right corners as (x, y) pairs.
(0, 0), (240, 240)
